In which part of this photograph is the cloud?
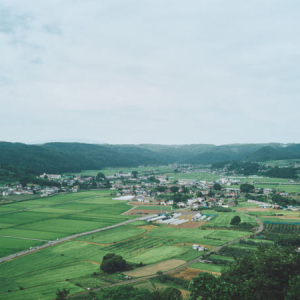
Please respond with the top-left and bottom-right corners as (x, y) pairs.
(0, 0), (300, 144)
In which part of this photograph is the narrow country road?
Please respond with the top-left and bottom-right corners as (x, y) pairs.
(69, 213), (264, 298)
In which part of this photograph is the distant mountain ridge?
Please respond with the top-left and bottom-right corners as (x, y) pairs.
(0, 141), (300, 174)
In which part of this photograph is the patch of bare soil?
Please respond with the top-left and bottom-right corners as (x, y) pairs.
(180, 289), (190, 299)
(138, 225), (157, 233)
(87, 260), (101, 265)
(171, 267), (220, 281)
(237, 208), (271, 212)
(124, 259), (186, 277)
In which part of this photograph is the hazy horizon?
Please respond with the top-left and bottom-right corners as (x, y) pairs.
(0, 139), (296, 147)
(1, 1), (300, 145)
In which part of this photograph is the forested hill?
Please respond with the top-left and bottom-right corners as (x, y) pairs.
(1, 142), (300, 174)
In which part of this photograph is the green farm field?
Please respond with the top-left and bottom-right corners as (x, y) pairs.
(205, 212), (257, 227)
(135, 205), (173, 211)
(0, 190), (135, 257)
(147, 226), (251, 246)
(167, 171), (220, 182)
(229, 183), (300, 193)
(0, 217), (253, 300)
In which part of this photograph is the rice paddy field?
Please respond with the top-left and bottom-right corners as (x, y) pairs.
(0, 190), (134, 257)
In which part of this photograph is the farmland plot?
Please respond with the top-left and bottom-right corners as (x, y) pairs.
(0, 190), (135, 257)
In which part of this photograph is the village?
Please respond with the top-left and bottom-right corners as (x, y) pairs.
(1, 164), (299, 213)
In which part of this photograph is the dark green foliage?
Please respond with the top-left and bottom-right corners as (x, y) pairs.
(155, 186), (167, 192)
(1, 142), (300, 174)
(221, 245), (300, 300)
(96, 172), (106, 180)
(207, 190), (215, 197)
(170, 186), (179, 193)
(196, 191), (203, 197)
(97, 285), (182, 300)
(264, 223), (300, 233)
(218, 246), (254, 257)
(156, 274), (189, 289)
(180, 185), (189, 194)
(208, 257), (233, 266)
(264, 167), (297, 179)
(98, 286), (155, 300)
(147, 176), (159, 183)
(271, 194), (297, 207)
(189, 272), (236, 300)
(131, 171), (138, 178)
(286, 276), (300, 300)
(100, 253), (127, 274)
(214, 207), (233, 212)
(213, 183), (222, 190)
(230, 216), (241, 225)
(55, 288), (70, 300)
(173, 193), (189, 203)
(0, 163), (60, 186)
(160, 287), (182, 300)
(190, 245), (300, 300)
(262, 224), (300, 247)
(240, 183), (254, 193)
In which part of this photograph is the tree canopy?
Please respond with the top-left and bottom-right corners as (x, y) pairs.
(189, 245), (300, 300)
(100, 253), (127, 274)
(230, 216), (241, 225)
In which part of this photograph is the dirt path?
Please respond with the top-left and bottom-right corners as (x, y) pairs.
(69, 213), (264, 298)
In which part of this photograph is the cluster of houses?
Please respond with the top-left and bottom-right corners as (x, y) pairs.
(2, 165), (299, 214)
(0, 184), (60, 197)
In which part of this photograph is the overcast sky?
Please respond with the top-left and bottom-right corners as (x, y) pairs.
(0, 0), (299, 145)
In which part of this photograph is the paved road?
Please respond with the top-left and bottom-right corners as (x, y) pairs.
(69, 213), (264, 298)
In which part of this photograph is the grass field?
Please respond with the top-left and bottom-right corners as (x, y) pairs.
(205, 212), (257, 227)
(135, 206), (173, 211)
(0, 190), (134, 257)
(0, 281), (84, 300)
(167, 172), (220, 182)
(230, 182), (300, 193)
(76, 225), (147, 244)
(147, 226), (251, 246)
